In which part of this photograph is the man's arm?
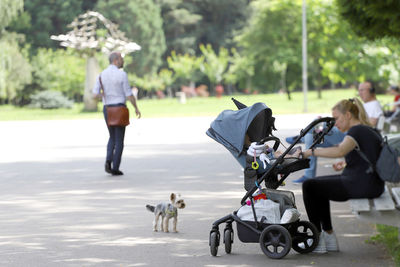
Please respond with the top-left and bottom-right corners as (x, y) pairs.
(369, 117), (379, 127)
(127, 95), (141, 118)
(92, 76), (102, 100)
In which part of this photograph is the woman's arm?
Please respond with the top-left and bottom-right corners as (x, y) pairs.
(302, 136), (357, 158)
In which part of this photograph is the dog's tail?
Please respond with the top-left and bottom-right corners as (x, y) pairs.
(146, 204), (155, 213)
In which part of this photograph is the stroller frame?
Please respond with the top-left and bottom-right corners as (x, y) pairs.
(208, 110), (336, 259)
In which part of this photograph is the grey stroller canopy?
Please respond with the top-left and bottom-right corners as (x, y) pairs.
(206, 99), (276, 157)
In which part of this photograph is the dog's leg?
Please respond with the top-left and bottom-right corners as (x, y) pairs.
(153, 213), (160, 232)
(164, 217), (170, 233)
(161, 215), (165, 232)
(173, 216), (178, 233)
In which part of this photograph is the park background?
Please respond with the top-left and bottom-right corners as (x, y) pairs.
(1, 0), (400, 264)
(1, 0), (400, 116)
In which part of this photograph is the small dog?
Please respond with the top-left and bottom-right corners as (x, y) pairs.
(146, 193), (186, 233)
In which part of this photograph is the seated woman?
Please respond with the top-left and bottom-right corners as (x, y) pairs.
(301, 98), (384, 253)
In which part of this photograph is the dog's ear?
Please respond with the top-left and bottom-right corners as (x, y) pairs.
(170, 193), (176, 203)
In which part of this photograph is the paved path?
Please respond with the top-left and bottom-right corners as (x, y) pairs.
(0, 115), (393, 266)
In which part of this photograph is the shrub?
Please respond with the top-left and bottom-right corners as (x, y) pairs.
(29, 90), (74, 109)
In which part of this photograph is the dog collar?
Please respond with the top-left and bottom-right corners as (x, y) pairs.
(166, 209), (175, 216)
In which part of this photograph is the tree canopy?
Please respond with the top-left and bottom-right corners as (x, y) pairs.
(336, 0), (400, 40)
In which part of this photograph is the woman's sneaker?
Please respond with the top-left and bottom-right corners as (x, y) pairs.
(313, 233), (327, 253)
(323, 231), (339, 252)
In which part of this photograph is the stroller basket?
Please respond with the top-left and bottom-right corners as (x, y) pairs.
(236, 188), (296, 243)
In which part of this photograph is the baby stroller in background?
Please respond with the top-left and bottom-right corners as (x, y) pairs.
(206, 98), (335, 259)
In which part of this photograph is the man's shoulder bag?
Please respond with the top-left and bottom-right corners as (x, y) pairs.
(357, 130), (400, 183)
(106, 106), (130, 126)
(99, 76), (130, 127)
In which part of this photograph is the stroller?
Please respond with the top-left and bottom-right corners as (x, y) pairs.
(206, 99), (335, 259)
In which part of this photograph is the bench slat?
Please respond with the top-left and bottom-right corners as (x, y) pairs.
(391, 187), (400, 207)
(350, 199), (370, 212)
(373, 187), (395, 211)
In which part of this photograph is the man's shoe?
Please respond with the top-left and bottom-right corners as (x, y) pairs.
(293, 175), (310, 184)
(323, 231), (339, 252)
(111, 170), (124, 176)
(105, 161), (112, 174)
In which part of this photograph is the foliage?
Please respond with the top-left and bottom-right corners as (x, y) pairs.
(182, 0), (251, 53)
(96, 0), (166, 76)
(237, 0), (400, 94)
(336, 0), (400, 40)
(7, 0), (96, 50)
(369, 224), (400, 265)
(30, 48), (86, 101)
(237, 0), (303, 92)
(0, 34), (32, 104)
(29, 90), (74, 109)
(167, 51), (203, 85)
(0, 0), (23, 32)
(199, 44), (229, 88)
(158, 0), (202, 56)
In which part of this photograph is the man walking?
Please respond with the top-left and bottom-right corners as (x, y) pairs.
(93, 51), (141, 175)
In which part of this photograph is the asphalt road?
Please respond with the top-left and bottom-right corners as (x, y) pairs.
(0, 115), (393, 266)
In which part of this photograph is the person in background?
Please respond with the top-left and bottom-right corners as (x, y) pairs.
(357, 81), (383, 126)
(92, 51), (141, 176)
(384, 85), (400, 120)
(301, 98), (384, 253)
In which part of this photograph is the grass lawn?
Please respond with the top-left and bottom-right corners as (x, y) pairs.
(0, 89), (393, 121)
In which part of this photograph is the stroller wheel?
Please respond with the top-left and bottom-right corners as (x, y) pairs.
(209, 231), (219, 256)
(291, 220), (319, 254)
(259, 225), (291, 259)
(224, 228), (234, 254)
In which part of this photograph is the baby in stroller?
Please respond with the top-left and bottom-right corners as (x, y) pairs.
(206, 99), (335, 259)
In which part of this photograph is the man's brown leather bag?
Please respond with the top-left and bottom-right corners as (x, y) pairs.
(106, 106), (130, 126)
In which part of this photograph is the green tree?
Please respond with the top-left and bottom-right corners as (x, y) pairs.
(336, 0), (400, 40)
(96, 0), (166, 76)
(30, 48), (85, 101)
(224, 48), (255, 92)
(0, 0), (23, 34)
(199, 44), (229, 92)
(308, 0), (396, 90)
(0, 34), (32, 104)
(7, 0), (95, 50)
(183, 0), (251, 53)
(0, 0), (32, 104)
(157, 0), (202, 56)
(237, 0), (302, 94)
(167, 51), (203, 88)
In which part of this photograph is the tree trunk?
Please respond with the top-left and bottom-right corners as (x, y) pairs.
(84, 57), (100, 111)
(283, 66), (291, 100)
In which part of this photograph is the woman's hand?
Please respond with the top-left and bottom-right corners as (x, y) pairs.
(302, 149), (312, 158)
(274, 150), (283, 158)
(332, 161), (346, 171)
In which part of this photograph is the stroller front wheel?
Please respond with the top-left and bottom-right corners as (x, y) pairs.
(259, 225), (291, 259)
(224, 228), (234, 254)
(210, 231), (220, 256)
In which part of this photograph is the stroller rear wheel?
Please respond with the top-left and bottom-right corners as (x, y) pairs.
(291, 220), (319, 254)
(209, 231), (220, 256)
(259, 225), (291, 259)
(224, 228), (234, 254)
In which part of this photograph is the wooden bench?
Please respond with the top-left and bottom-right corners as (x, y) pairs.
(349, 186), (400, 228)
